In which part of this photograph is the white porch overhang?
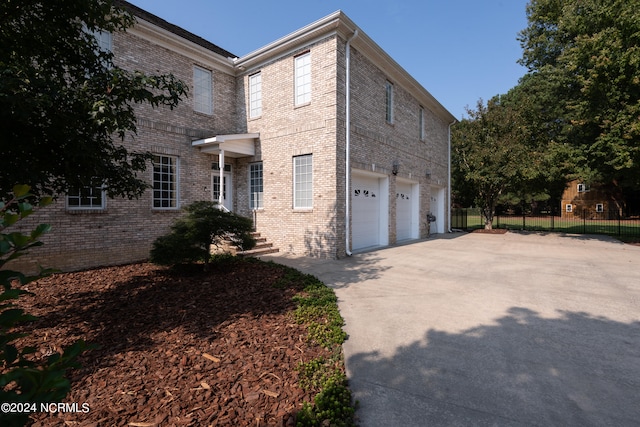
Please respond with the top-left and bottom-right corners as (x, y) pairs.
(191, 133), (259, 157)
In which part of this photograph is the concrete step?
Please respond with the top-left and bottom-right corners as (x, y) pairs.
(222, 231), (279, 257)
(237, 246), (280, 257)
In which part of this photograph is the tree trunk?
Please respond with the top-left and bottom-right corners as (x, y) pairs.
(481, 205), (495, 230)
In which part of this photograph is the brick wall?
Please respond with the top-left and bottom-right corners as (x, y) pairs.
(6, 28), (236, 273)
(235, 36), (341, 258)
(6, 14), (452, 272)
(346, 42), (450, 244)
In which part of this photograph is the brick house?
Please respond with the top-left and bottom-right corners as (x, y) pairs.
(12, 2), (455, 272)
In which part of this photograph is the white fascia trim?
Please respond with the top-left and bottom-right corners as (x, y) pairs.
(192, 133), (259, 157)
(193, 133), (260, 144)
(127, 19), (235, 73)
(233, 10), (455, 123)
(234, 10), (346, 74)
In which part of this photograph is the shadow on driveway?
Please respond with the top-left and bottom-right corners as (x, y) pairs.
(348, 307), (640, 426)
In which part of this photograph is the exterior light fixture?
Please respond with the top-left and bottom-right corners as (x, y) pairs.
(392, 160), (399, 176)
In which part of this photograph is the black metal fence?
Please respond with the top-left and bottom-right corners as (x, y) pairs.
(452, 208), (640, 238)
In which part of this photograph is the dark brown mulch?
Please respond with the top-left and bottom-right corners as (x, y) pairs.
(471, 228), (508, 234)
(12, 260), (331, 426)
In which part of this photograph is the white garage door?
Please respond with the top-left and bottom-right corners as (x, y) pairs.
(352, 174), (381, 250)
(396, 181), (414, 241)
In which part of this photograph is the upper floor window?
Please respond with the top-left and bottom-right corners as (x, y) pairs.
(193, 65), (212, 115)
(153, 155), (178, 209)
(385, 81), (394, 124)
(293, 154), (313, 209)
(577, 183), (590, 193)
(250, 162), (264, 209)
(419, 106), (425, 141)
(249, 72), (262, 118)
(295, 52), (311, 106)
(93, 30), (112, 53)
(67, 181), (105, 210)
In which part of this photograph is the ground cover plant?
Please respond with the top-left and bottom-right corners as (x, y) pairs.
(9, 257), (355, 426)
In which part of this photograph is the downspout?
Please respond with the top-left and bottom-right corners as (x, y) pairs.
(345, 29), (358, 256)
(447, 120), (456, 232)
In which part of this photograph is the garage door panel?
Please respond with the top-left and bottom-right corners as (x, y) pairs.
(352, 175), (381, 250)
(396, 182), (413, 241)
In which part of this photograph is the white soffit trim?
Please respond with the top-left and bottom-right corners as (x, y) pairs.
(234, 10), (455, 124)
(192, 133), (259, 157)
(127, 19), (235, 73)
(234, 10), (345, 72)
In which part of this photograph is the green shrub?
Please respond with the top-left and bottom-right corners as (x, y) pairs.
(150, 201), (255, 270)
(1, 185), (90, 427)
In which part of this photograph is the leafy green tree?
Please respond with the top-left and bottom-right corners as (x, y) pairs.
(0, 0), (188, 200)
(500, 77), (574, 210)
(1, 185), (90, 427)
(150, 201), (256, 271)
(452, 98), (537, 228)
(518, 0), (640, 190)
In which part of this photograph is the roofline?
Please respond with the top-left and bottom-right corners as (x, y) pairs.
(126, 18), (236, 73)
(235, 10), (455, 123)
(115, 0), (236, 59)
(115, 4), (455, 123)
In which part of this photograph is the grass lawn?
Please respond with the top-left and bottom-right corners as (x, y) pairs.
(460, 214), (640, 238)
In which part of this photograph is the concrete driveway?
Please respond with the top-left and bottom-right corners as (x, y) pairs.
(265, 232), (640, 426)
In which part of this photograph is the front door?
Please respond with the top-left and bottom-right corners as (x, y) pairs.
(212, 171), (233, 211)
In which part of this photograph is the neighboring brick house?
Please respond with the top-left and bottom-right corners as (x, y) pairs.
(11, 2), (455, 272)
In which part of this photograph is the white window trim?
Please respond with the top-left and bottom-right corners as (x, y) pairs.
(595, 203), (604, 212)
(249, 72), (262, 118)
(566, 204), (573, 213)
(293, 154), (313, 209)
(385, 81), (394, 124)
(249, 162), (264, 210)
(193, 65), (213, 115)
(152, 155), (179, 210)
(294, 52), (311, 106)
(577, 183), (590, 193)
(66, 182), (106, 211)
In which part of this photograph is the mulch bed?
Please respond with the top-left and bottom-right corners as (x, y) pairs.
(471, 228), (508, 234)
(11, 261), (331, 426)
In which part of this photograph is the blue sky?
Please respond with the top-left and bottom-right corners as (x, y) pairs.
(127, 0), (530, 120)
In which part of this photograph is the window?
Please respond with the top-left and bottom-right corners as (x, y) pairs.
(294, 52), (311, 105)
(385, 81), (394, 123)
(566, 204), (573, 213)
(249, 72), (262, 118)
(577, 183), (590, 193)
(93, 30), (112, 53)
(596, 203), (604, 212)
(212, 162), (231, 172)
(250, 162), (264, 209)
(193, 66), (212, 114)
(419, 106), (425, 140)
(153, 155), (178, 209)
(87, 29), (112, 70)
(294, 155), (313, 209)
(67, 181), (105, 210)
